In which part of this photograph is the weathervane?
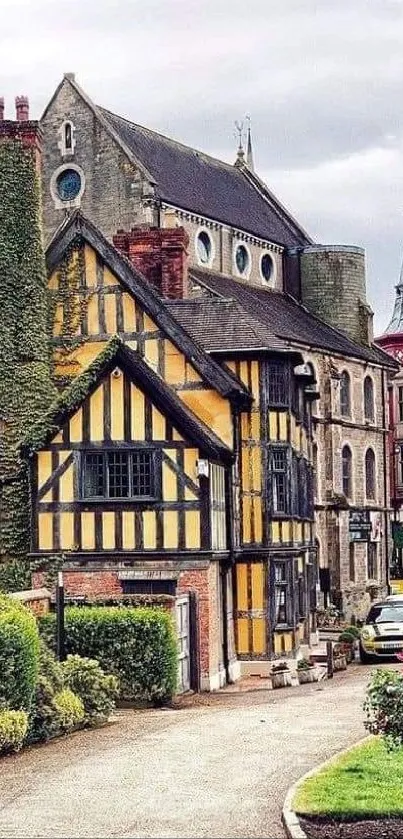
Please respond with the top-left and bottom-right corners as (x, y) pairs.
(234, 119), (245, 162)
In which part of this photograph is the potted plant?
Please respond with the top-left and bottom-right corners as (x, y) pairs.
(270, 661), (292, 689)
(296, 658), (318, 684)
(338, 630), (356, 663)
(333, 642), (347, 671)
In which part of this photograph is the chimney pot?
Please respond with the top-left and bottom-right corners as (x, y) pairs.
(0, 98), (4, 121)
(15, 96), (29, 122)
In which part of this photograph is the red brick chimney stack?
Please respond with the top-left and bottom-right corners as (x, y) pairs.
(113, 226), (189, 299)
(0, 98), (4, 121)
(15, 95), (29, 121)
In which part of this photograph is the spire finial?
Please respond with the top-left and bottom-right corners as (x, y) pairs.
(246, 115), (255, 172)
(234, 119), (245, 165)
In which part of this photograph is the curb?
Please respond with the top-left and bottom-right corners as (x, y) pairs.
(281, 736), (372, 839)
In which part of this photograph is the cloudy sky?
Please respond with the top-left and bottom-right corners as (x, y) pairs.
(2, 0), (403, 333)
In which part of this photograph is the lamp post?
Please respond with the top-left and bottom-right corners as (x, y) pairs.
(56, 571), (65, 662)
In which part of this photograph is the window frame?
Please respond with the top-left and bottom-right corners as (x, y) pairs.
(365, 448), (376, 501)
(195, 227), (214, 267)
(269, 444), (290, 516)
(80, 448), (161, 502)
(267, 361), (290, 408)
(340, 370), (351, 417)
(398, 386), (403, 423)
(272, 559), (293, 628)
(364, 376), (375, 422)
(342, 444), (353, 499)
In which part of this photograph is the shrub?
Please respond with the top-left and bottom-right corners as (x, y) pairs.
(0, 594), (39, 712)
(364, 668), (403, 750)
(345, 625), (361, 639)
(28, 640), (65, 743)
(338, 630), (356, 644)
(0, 709), (28, 753)
(40, 605), (178, 703)
(62, 655), (118, 727)
(53, 688), (84, 731)
(297, 658), (314, 670)
(271, 661), (290, 673)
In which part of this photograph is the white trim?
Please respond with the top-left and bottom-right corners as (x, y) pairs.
(50, 163), (86, 210)
(161, 201), (284, 253)
(194, 226), (215, 268)
(260, 250), (276, 285)
(233, 241), (252, 279)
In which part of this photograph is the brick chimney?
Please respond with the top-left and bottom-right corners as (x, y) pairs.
(0, 96), (41, 171)
(113, 226), (189, 299)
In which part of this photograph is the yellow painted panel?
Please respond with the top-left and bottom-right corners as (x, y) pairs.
(122, 293), (136, 332)
(87, 294), (99, 335)
(250, 413), (260, 439)
(60, 512), (74, 550)
(90, 385), (104, 442)
(163, 511), (178, 549)
(143, 511), (156, 549)
(179, 389), (232, 448)
(236, 564), (248, 610)
(38, 451), (52, 491)
(283, 633), (293, 653)
(144, 313), (158, 331)
(251, 563), (264, 610)
(103, 266), (119, 286)
(298, 555), (304, 574)
(126, 340), (138, 351)
(225, 361), (236, 373)
(110, 372), (124, 440)
(251, 362), (260, 404)
(122, 512), (135, 550)
(237, 618), (249, 654)
(51, 431), (63, 444)
(163, 460), (177, 502)
(48, 270), (59, 291)
(279, 413), (288, 441)
(104, 293), (117, 334)
(252, 619), (266, 654)
(165, 346), (186, 385)
(242, 447), (251, 492)
(184, 449), (198, 500)
(145, 338), (159, 369)
(251, 446), (261, 492)
(294, 522), (302, 543)
(185, 362), (201, 383)
(253, 497), (263, 543)
(173, 428), (184, 441)
(59, 463), (74, 503)
(53, 302), (64, 337)
(69, 408), (83, 443)
(272, 521), (280, 543)
(282, 520), (291, 543)
(38, 513), (53, 550)
(242, 496), (251, 543)
(269, 412), (277, 440)
(81, 512), (95, 550)
(185, 510), (200, 549)
(102, 512), (115, 549)
(84, 245), (97, 287)
(274, 634), (283, 655)
(241, 413), (250, 441)
(152, 407), (165, 440)
(239, 361), (249, 387)
(131, 385), (145, 440)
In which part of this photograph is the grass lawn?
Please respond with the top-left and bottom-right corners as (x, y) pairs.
(294, 738), (403, 818)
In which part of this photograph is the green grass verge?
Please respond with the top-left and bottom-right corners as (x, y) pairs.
(294, 738), (403, 818)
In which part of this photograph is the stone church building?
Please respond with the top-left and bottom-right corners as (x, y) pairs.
(1, 75), (397, 690)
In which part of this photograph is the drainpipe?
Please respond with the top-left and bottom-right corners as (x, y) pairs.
(382, 368), (390, 594)
(221, 405), (240, 684)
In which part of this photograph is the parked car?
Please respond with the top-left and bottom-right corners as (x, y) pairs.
(360, 601), (403, 663)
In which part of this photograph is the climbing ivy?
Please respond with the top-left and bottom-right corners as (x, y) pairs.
(48, 243), (93, 387)
(0, 138), (56, 590)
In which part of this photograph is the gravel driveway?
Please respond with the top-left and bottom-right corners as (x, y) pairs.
(0, 664), (375, 838)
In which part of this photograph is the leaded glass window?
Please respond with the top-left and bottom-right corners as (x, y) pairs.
(270, 445), (289, 514)
(82, 450), (158, 500)
(267, 362), (288, 406)
(273, 561), (291, 625)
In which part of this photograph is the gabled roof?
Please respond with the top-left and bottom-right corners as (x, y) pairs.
(99, 107), (312, 248)
(45, 212), (251, 409)
(21, 337), (233, 462)
(184, 267), (398, 369)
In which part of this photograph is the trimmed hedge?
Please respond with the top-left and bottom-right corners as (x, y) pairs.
(0, 595), (39, 712)
(0, 710), (28, 753)
(40, 606), (178, 703)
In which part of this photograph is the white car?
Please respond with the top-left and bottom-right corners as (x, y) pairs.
(360, 601), (403, 662)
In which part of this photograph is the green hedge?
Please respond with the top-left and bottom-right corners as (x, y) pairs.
(0, 595), (39, 712)
(0, 710), (28, 753)
(40, 606), (178, 703)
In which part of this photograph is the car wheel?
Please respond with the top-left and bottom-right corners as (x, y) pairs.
(359, 644), (375, 664)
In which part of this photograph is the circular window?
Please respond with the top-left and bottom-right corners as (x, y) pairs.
(235, 244), (250, 276)
(196, 230), (212, 265)
(261, 253), (274, 283)
(56, 168), (82, 202)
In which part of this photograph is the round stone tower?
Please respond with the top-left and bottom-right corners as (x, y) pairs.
(300, 245), (373, 346)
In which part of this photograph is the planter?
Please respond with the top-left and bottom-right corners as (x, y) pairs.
(339, 642), (354, 664)
(334, 654), (347, 671)
(271, 671), (292, 689)
(297, 667), (319, 684)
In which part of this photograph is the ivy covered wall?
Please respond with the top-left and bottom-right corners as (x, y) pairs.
(0, 134), (56, 590)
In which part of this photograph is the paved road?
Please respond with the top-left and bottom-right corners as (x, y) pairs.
(0, 664), (379, 838)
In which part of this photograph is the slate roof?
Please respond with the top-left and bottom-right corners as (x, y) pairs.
(176, 267), (397, 368)
(99, 107), (312, 248)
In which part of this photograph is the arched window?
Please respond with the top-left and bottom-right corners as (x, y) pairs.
(340, 371), (351, 417)
(312, 442), (318, 499)
(342, 445), (352, 498)
(65, 122), (72, 151)
(364, 376), (374, 421)
(365, 448), (376, 500)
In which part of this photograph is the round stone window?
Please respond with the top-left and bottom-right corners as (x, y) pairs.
(235, 244), (250, 276)
(261, 253), (274, 283)
(56, 168), (82, 202)
(196, 230), (212, 265)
